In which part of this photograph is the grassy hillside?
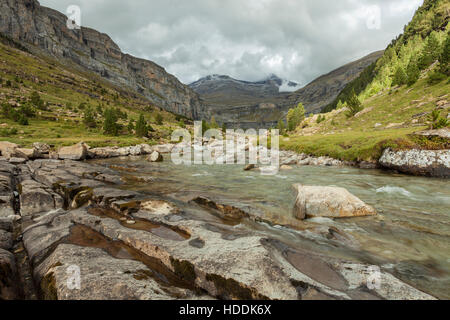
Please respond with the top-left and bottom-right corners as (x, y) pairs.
(325, 0), (449, 112)
(281, 71), (449, 161)
(281, 0), (449, 162)
(0, 35), (188, 148)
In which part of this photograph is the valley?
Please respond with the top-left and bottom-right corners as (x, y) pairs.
(0, 0), (448, 302)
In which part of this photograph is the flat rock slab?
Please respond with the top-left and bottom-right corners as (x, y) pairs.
(35, 244), (205, 300)
(19, 179), (64, 216)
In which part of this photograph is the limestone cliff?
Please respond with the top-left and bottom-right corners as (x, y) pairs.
(0, 0), (203, 118)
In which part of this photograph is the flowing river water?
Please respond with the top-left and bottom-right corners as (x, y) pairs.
(91, 156), (450, 299)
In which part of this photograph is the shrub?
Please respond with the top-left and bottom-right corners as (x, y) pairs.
(427, 71), (446, 84)
(20, 104), (36, 118)
(428, 110), (449, 129)
(18, 114), (29, 126)
(155, 113), (163, 125)
(0, 127), (18, 137)
(316, 114), (326, 124)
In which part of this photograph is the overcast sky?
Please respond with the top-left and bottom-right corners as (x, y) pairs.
(40, 0), (422, 86)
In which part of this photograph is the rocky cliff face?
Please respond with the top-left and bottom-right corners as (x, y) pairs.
(0, 0), (203, 118)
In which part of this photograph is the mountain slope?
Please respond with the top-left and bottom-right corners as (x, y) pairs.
(287, 51), (384, 114)
(196, 51), (382, 128)
(281, 0), (450, 162)
(325, 0), (449, 112)
(0, 0), (204, 119)
(0, 33), (186, 148)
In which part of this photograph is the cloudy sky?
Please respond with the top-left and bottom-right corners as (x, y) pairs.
(40, 0), (422, 86)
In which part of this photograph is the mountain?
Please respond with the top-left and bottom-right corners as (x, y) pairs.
(288, 51), (384, 113)
(195, 51), (383, 128)
(0, 0), (204, 119)
(189, 74), (300, 105)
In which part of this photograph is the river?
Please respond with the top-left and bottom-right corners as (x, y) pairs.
(91, 156), (450, 299)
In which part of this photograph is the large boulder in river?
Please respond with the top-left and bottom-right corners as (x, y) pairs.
(58, 142), (88, 160)
(292, 184), (376, 220)
(147, 151), (163, 162)
(379, 148), (450, 178)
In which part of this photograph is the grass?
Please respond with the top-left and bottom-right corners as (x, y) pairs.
(0, 41), (187, 148)
(281, 69), (449, 162)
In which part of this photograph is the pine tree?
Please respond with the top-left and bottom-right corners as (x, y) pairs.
(406, 59), (420, 86)
(286, 103), (305, 131)
(276, 119), (285, 135)
(103, 108), (119, 136)
(345, 89), (363, 118)
(418, 33), (441, 70)
(155, 113), (163, 125)
(210, 116), (219, 129)
(286, 109), (296, 131)
(83, 107), (97, 128)
(135, 114), (148, 137)
(201, 120), (210, 133)
(127, 119), (135, 133)
(392, 66), (407, 86)
(439, 31), (450, 76)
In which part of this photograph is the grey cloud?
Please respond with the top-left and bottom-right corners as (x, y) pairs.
(39, 0), (422, 85)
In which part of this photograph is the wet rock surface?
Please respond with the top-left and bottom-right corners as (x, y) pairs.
(0, 157), (437, 300)
(379, 148), (450, 178)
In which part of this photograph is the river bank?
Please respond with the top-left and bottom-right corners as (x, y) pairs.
(1, 134), (449, 177)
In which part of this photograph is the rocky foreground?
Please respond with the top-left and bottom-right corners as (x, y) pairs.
(0, 142), (438, 300)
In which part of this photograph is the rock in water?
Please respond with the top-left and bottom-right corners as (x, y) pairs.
(244, 164), (256, 171)
(58, 142), (88, 160)
(148, 151), (163, 162)
(379, 148), (450, 178)
(292, 184), (376, 220)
